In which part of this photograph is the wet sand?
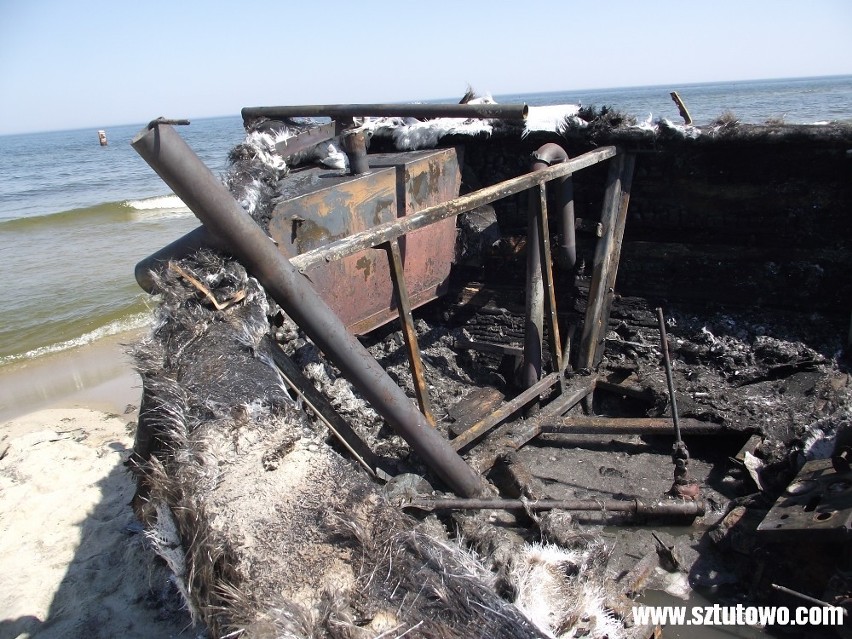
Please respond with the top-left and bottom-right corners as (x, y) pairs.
(0, 330), (144, 424)
(0, 331), (195, 638)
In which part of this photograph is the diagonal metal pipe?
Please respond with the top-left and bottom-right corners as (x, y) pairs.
(132, 123), (485, 497)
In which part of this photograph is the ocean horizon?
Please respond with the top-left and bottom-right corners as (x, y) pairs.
(2, 73), (850, 138)
(1, 74), (850, 371)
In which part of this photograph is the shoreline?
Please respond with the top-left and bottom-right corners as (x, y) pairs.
(0, 327), (195, 637)
(0, 327), (146, 424)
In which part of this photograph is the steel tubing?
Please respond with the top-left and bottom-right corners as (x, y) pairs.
(541, 416), (724, 435)
(405, 496), (706, 518)
(132, 123), (484, 497)
(242, 103), (528, 122)
(531, 143), (576, 270)
(656, 307), (683, 444)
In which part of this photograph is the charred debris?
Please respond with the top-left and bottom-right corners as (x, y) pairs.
(128, 103), (852, 638)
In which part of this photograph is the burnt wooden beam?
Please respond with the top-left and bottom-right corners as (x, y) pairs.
(577, 152), (636, 370)
(540, 416), (724, 435)
(468, 377), (597, 473)
(451, 372), (562, 452)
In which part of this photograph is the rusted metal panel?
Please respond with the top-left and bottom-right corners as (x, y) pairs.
(269, 148), (460, 334)
(289, 147), (618, 272)
(132, 123), (484, 498)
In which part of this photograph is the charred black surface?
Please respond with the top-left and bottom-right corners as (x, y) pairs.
(132, 114), (852, 638)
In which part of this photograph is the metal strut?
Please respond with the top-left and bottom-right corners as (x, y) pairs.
(656, 307), (700, 500)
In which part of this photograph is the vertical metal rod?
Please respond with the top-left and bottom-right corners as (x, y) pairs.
(131, 123), (484, 498)
(537, 181), (564, 391)
(384, 239), (436, 426)
(656, 307), (682, 444)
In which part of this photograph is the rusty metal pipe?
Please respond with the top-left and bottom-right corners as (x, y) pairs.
(341, 130), (369, 175)
(242, 103), (528, 123)
(404, 496), (706, 518)
(131, 123), (484, 498)
(541, 416), (724, 435)
(134, 226), (225, 293)
(558, 175), (577, 270)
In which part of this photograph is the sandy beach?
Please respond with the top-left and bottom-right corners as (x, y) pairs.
(0, 331), (195, 639)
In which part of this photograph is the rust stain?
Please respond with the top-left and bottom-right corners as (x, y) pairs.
(355, 254), (373, 281)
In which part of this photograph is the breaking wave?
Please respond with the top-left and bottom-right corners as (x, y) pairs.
(0, 194), (192, 230)
(0, 311), (153, 368)
(123, 194), (192, 220)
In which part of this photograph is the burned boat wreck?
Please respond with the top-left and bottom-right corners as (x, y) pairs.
(129, 100), (852, 638)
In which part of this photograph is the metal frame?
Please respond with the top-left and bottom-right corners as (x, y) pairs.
(290, 143), (636, 464)
(133, 120), (637, 494)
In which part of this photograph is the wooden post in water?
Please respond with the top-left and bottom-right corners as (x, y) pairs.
(669, 92), (693, 125)
(97, 130), (108, 146)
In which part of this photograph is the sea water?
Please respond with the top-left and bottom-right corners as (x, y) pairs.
(0, 117), (245, 364)
(1, 75), (850, 369)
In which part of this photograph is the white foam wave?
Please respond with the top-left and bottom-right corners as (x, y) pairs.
(0, 312), (153, 367)
(124, 194), (192, 221)
(126, 194), (186, 210)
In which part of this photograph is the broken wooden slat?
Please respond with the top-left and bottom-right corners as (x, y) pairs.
(537, 181), (565, 387)
(451, 372), (562, 452)
(541, 416), (724, 435)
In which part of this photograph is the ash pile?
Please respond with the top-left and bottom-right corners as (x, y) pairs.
(128, 106), (851, 638)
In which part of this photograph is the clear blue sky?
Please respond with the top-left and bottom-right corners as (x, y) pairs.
(1, 0), (850, 135)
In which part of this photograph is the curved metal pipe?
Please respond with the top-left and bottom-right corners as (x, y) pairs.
(522, 143), (575, 389)
(134, 226), (225, 293)
(132, 123), (485, 498)
(532, 143), (576, 270)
